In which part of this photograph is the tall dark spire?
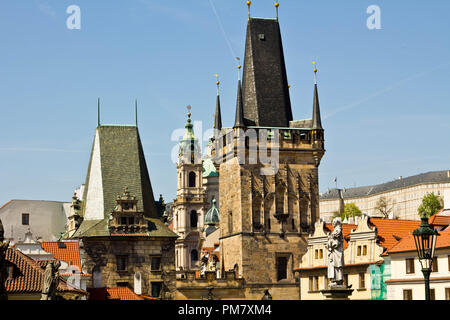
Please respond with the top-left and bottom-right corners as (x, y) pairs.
(312, 66), (323, 130)
(234, 79), (245, 129)
(214, 76), (222, 131)
(241, 18), (293, 127)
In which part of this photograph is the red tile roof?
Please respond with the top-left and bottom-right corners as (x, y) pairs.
(88, 287), (145, 300)
(369, 218), (421, 251)
(387, 228), (450, 254)
(324, 223), (357, 249)
(41, 241), (81, 270)
(5, 247), (86, 295)
(429, 208), (450, 227)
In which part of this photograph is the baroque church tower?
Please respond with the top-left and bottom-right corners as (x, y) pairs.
(172, 108), (209, 271)
(211, 7), (325, 299)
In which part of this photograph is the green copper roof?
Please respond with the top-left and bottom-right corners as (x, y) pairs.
(179, 110), (201, 159)
(204, 199), (220, 226)
(202, 158), (218, 178)
(72, 125), (177, 238)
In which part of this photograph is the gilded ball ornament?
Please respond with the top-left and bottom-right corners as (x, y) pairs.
(275, 2), (279, 8)
(247, 1), (251, 6)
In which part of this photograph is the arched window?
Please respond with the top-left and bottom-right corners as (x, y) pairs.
(189, 172), (196, 187)
(191, 249), (198, 262)
(190, 210), (198, 228)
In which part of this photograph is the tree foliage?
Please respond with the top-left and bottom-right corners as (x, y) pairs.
(417, 193), (443, 218)
(375, 197), (394, 218)
(334, 203), (362, 220)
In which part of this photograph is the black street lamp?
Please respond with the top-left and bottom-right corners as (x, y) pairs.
(412, 216), (439, 300)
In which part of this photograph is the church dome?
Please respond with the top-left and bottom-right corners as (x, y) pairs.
(204, 199), (220, 226)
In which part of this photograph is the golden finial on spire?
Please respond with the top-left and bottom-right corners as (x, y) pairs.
(275, 2), (280, 20)
(236, 57), (242, 81)
(313, 61), (318, 84)
(187, 105), (192, 118)
(247, 1), (252, 19)
(215, 74), (220, 96)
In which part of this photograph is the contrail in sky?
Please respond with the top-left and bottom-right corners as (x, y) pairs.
(324, 62), (450, 119)
(208, 0), (238, 62)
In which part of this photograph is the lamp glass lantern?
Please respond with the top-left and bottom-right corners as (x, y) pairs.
(412, 216), (439, 300)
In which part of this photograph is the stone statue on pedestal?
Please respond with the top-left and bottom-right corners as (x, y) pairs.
(326, 218), (345, 288)
(41, 260), (61, 300)
(200, 252), (209, 277)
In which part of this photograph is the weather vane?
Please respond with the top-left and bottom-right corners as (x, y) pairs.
(313, 61), (318, 84)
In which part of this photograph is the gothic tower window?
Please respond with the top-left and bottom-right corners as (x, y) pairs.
(299, 199), (309, 229)
(276, 256), (288, 281)
(189, 172), (196, 187)
(276, 185), (285, 214)
(252, 197), (262, 229)
(228, 211), (233, 234)
(190, 210), (198, 228)
(116, 255), (128, 272)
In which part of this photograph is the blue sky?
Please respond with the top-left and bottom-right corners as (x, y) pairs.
(0, 0), (449, 206)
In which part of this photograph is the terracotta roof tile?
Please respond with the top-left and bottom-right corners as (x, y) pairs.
(387, 228), (450, 254)
(429, 208), (450, 227)
(88, 287), (144, 300)
(41, 241), (81, 270)
(369, 218), (421, 251)
(5, 247), (86, 295)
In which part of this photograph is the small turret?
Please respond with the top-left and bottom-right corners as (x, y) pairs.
(234, 65), (246, 129)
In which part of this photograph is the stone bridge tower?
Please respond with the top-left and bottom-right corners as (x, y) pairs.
(211, 14), (325, 299)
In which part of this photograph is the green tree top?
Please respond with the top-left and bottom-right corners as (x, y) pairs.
(417, 192), (443, 218)
(334, 203), (362, 220)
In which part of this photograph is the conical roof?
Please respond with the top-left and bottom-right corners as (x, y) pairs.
(214, 94), (222, 131)
(241, 18), (293, 127)
(72, 125), (177, 238)
(312, 84), (323, 130)
(234, 80), (246, 128)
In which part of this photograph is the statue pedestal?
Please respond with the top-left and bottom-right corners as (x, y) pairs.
(320, 286), (354, 300)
